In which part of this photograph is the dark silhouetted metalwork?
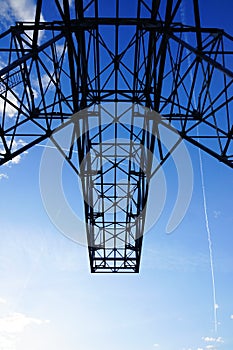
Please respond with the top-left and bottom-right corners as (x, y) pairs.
(0, 0), (233, 272)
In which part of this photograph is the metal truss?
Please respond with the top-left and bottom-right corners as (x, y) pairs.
(76, 104), (152, 272)
(0, 0), (233, 272)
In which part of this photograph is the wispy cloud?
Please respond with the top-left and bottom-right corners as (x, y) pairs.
(0, 91), (19, 119)
(144, 244), (233, 273)
(0, 0), (45, 44)
(0, 139), (28, 167)
(0, 312), (49, 350)
(0, 333), (16, 350)
(8, 0), (38, 22)
(0, 173), (8, 180)
(0, 297), (7, 304)
(213, 210), (221, 219)
(202, 336), (224, 343)
(57, 0), (73, 7)
(144, 246), (210, 272)
(188, 335), (225, 350)
(0, 312), (49, 333)
(202, 336), (224, 349)
(0, 0), (43, 28)
(41, 73), (55, 90)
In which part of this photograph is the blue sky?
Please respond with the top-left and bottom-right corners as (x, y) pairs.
(0, 1), (233, 350)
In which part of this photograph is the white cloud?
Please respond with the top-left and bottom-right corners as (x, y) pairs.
(13, 139), (27, 148)
(0, 333), (16, 350)
(205, 346), (215, 350)
(153, 344), (159, 348)
(8, 0), (45, 42)
(0, 312), (49, 333)
(230, 314), (233, 319)
(32, 87), (39, 100)
(203, 337), (215, 342)
(3, 0), (45, 26)
(41, 73), (55, 91)
(58, 0), (73, 7)
(0, 91), (19, 118)
(215, 337), (223, 343)
(8, 0), (37, 23)
(9, 155), (21, 165)
(202, 337), (224, 346)
(56, 43), (66, 57)
(0, 3), (14, 28)
(0, 173), (8, 180)
(0, 0), (45, 42)
(1, 139), (28, 167)
(213, 210), (221, 219)
(0, 297), (7, 304)
(0, 312), (49, 350)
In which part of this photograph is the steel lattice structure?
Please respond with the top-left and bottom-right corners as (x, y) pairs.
(0, 0), (233, 272)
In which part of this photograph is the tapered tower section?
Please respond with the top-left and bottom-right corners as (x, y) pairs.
(1, 0), (233, 272)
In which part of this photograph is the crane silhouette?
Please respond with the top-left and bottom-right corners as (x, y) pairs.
(0, 0), (233, 272)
